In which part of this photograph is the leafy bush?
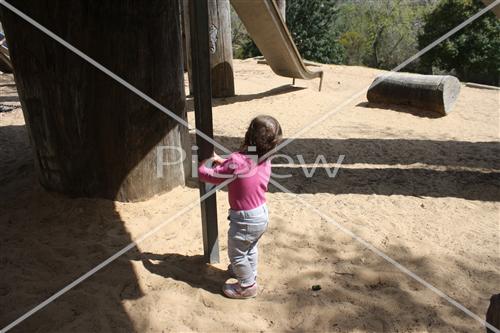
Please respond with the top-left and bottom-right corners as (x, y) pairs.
(286, 0), (345, 64)
(335, 0), (431, 70)
(231, 6), (261, 59)
(418, 0), (500, 85)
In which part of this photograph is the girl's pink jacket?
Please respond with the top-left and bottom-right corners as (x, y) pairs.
(198, 152), (271, 211)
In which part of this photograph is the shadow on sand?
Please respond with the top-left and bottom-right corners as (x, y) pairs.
(0, 94), (19, 103)
(212, 135), (500, 202)
(0, 124), (143, 332)
(258, 220), (499, 332)
(186, 84), (306, 112)
(136, 252), (229, 295)
(357, 101), (445, 118)
(2, 122), (498, 332)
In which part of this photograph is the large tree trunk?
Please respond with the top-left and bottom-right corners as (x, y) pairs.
(486, 294), (500, 333)
(367, 73), (461, 116)
(208, 0), (234, 98)
(180, 0), (188, 73)
(0, 0), (188, 202)
(182, 0), (194, 96)
(275, 0), (286, 22)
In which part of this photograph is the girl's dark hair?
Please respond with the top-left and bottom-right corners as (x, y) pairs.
(241, 115), (283, 159)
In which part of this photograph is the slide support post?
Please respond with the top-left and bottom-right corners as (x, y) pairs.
(189, 0), (220, 264)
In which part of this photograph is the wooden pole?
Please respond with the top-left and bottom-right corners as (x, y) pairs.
(189, 0), (220, 264)
(179, 0), (188, 73)
(208, 0), (235, 98)
(0, 0), (188, 202)
(182, 0), (194, 96)
(486, 294), (500, 333)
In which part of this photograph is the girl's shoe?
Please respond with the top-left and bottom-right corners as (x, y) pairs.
(222, 282), (258, 299)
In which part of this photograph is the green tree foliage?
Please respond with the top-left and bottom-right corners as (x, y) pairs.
(285, 0), (345, 63)
(239, 37), (261, 59)
(233, 0), (345, 64)
(231, 6), (260, 59)
(418, 0), (500, 85)
(336, 0), (432, 70)
(338, 31), (365, 65)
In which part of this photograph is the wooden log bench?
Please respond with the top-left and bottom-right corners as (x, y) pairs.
(367, 73), (461, 116)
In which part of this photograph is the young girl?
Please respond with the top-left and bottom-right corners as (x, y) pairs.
(198, 115), (282, 299)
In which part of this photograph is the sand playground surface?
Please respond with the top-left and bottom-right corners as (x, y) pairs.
(0, 59), (499, 332)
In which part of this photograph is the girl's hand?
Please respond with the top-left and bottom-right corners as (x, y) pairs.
(212, 152), (226, 165)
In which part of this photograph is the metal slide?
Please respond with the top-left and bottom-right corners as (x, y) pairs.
(230, 0), (324, 90)
(481, 0), (500, 17)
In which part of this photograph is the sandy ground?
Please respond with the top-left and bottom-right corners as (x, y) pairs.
(0, 60), (499, 332)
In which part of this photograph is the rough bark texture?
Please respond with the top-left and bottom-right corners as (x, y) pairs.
(182, 0), (194, 95)
(275, 0), (286, 22)
(180, 0), (187, 73)
(0, 0), (189, 202)
(208, 0), (234, 98)
(486, 294), (500, 333)
(367, 73), (461, 116)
